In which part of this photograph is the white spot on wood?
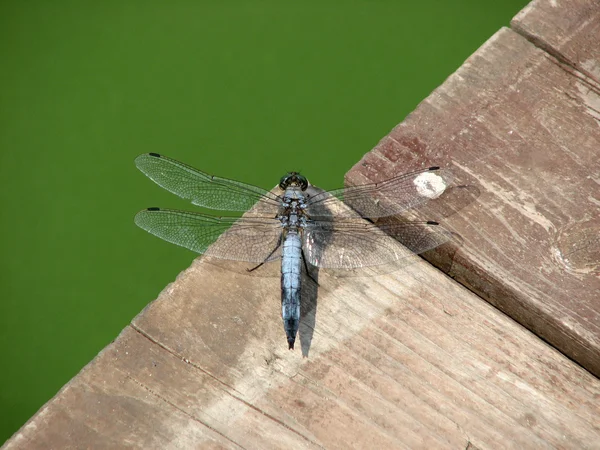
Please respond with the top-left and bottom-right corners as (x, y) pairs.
(413, 171), (448, 199)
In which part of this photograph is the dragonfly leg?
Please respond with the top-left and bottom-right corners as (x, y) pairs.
(247, 236), (282, 273)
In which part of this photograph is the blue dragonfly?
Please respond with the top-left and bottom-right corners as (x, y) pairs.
(135, 153), (453, 349)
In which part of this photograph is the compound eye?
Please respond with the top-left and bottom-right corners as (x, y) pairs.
(295, 174), (308, 190)
(279, 174), (291, 190)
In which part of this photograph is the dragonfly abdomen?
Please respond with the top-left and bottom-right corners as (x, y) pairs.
(281, 230), (302, 350)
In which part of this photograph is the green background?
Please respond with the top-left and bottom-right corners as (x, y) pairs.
(1, 0), (529, 443)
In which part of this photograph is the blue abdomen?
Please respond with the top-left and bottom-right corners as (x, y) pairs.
(281, 231), (302, 349)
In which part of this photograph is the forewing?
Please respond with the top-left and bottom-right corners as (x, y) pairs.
(135, 208), (282, 263)
(135, 153), (281, 213)
(303, 219), (453, 269)
(307, 167), (453, 219)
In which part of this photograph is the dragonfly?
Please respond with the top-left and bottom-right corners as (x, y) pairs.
(134, 153), (453, 349)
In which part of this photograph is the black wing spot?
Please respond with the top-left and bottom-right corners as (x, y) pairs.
(148, 152), (161, 158)
(147, 207), (161, 211)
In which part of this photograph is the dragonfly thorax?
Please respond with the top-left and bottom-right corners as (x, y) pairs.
(280, 213), (307, 229)
(278, 188), (308, 230)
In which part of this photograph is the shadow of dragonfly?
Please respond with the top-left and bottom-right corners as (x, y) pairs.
(134, 153), (458, 351)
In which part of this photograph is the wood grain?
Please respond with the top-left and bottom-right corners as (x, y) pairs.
(4, 1), (600, 449)
(346, 23), (600, 376)
(4, 251), (600, 449)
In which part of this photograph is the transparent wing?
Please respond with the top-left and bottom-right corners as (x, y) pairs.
(135, 208), (282, 263)
(307, 167), (453, 219)
(135, 153), (281, 213)
(303, 219), (452, 269)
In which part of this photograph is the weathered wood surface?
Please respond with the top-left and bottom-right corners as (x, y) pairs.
(346, 2), (600, 377)
(4, 255), (600, 449)
(5, 1), (600, 449)
(512, 0), (600, 75)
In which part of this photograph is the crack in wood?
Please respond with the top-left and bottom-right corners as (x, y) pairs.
(129, 324), (240, 393)
(124, 373), (246, 450)
(128, 324), (324, 448)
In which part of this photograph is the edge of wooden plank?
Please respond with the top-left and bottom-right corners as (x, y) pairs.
(345, 25), (600, 377)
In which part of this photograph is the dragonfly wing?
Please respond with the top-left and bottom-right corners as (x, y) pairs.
(303, 219), (453, 269)
(307, 167), (453, 219)
(135, 153), (281, 213)
(135, 208), (282, 263)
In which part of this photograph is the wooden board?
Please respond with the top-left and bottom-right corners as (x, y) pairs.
(3, 254), (600, 449)
(4, 1), (600, 449)
(512, 0), (600, 77)
(346, 18), (600, 375)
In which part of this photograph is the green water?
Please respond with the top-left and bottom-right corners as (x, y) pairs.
(0, 0), (529, 442)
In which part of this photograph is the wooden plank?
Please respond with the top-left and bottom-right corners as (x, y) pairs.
(512, 0), (600, 81)
(346, 22), (600, 376)
(5, 2), (600, 448)
(3, 253), (600, 449)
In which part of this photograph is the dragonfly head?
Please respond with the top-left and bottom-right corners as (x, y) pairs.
(279, 172), (308, 191)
